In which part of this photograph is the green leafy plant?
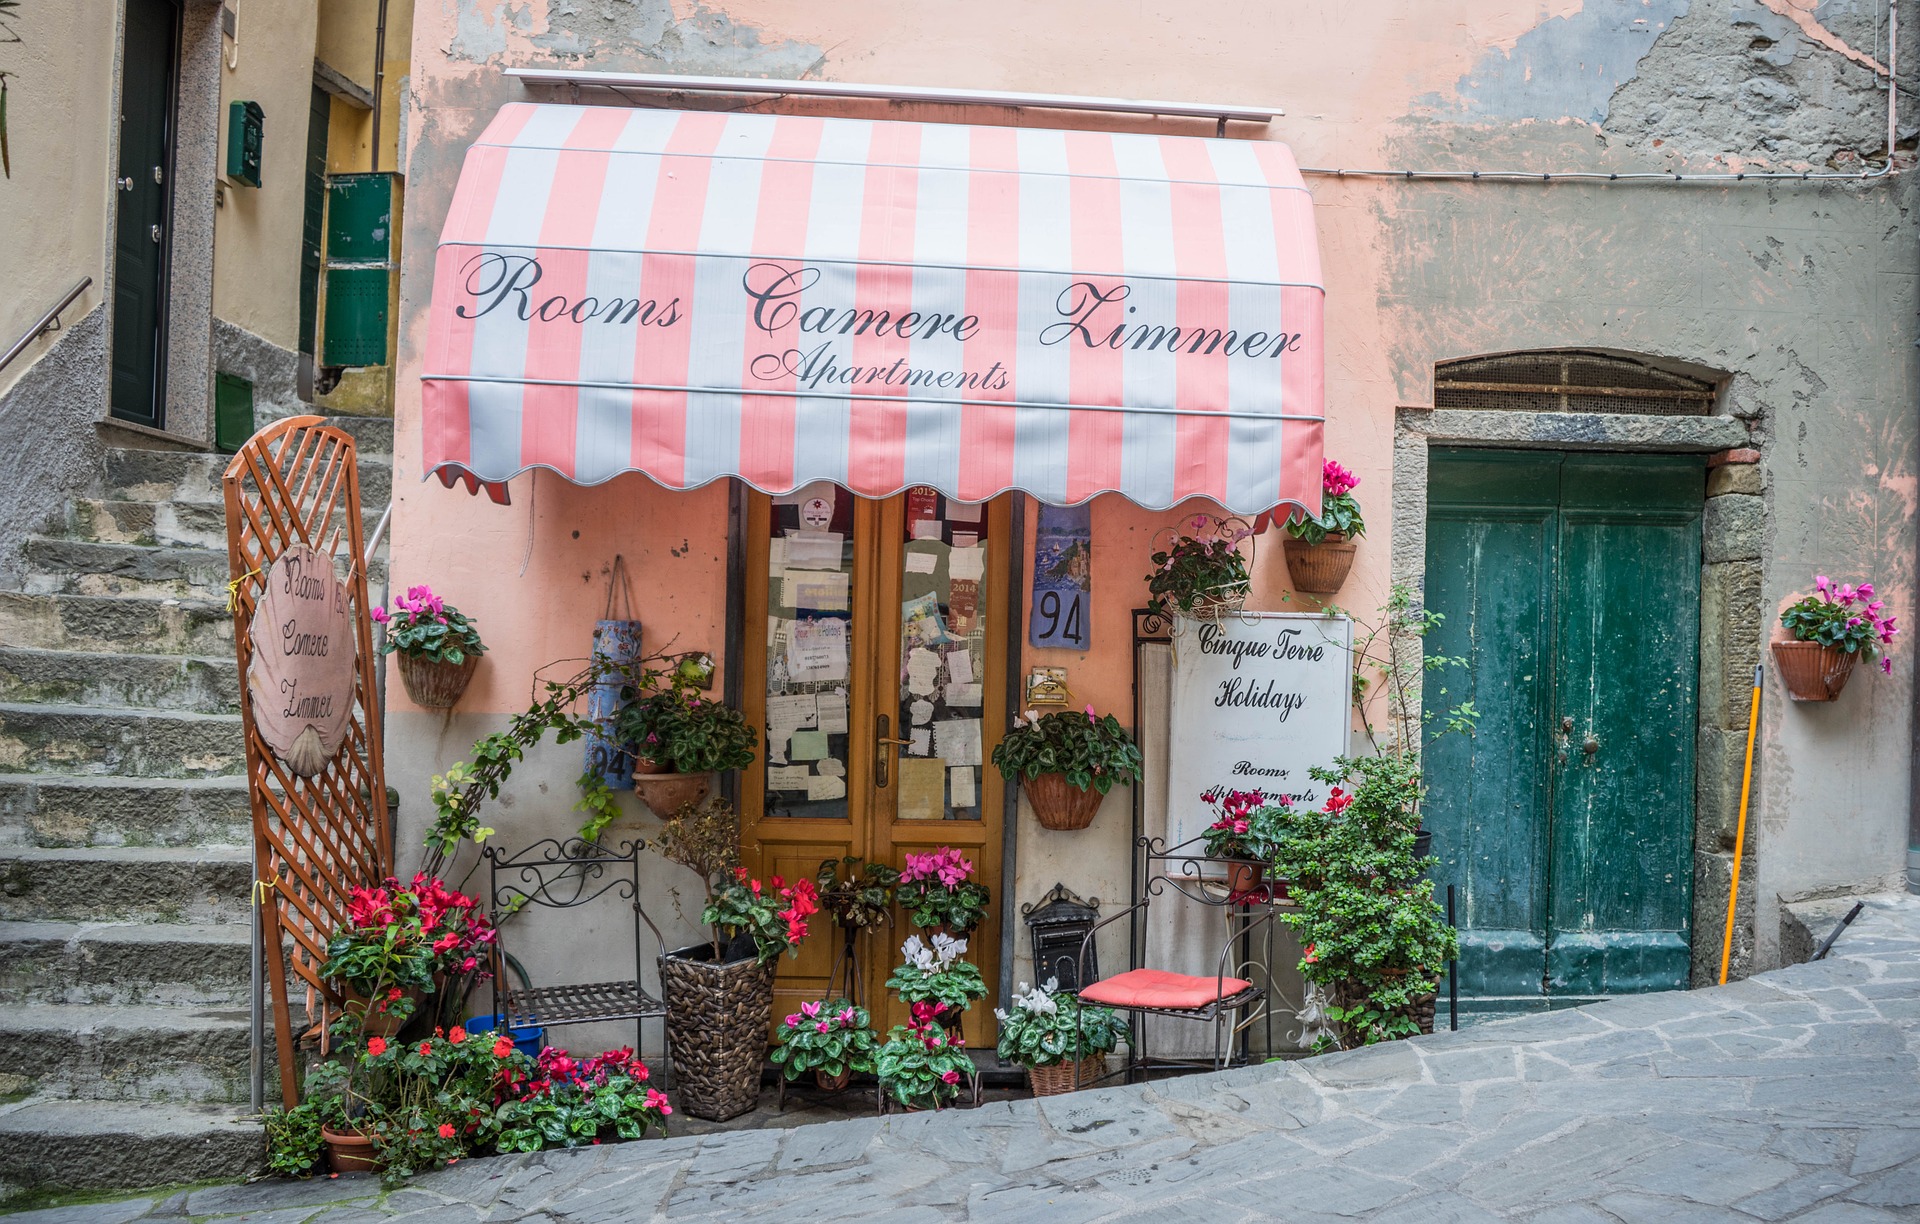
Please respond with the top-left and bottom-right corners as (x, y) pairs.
(885, 933), (989, 1014)
(702, 867), (821, 965)
(1145, 513), (1252, 618)
(993, 979), (1127, 1069)
(1199, 789), (1293, 862)
(991, 707), (1142, 794)
(574, 771), (623, 844)
(1339, 583), (1477, 759)
(874, 1007), (973, 1109)
(493, 1045), (671, 1152)
(770, 998), (879, 1082)
(1285, 459), (1366, 546)
(893, 847), (991, 933)
(322, 875), (495, 1004)
(815, 856), (898, 932)
(614, 685), (757, 774)
(373, 585), (486, 665)
(262, 1100), (329, 1177)
(1781, 574), (1899, 674)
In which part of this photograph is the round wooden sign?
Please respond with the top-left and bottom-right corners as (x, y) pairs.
(247, 543), (357, 778)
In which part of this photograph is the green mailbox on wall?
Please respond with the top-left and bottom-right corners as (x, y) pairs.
(321, 172), (396, 367)
(226, 100), (264, 187)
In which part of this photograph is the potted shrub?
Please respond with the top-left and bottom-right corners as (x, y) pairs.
(816, 855), (898, 934)
(991, 706), (1143, 831)
(894, 847), (991, 935)
(655, 800), (819, 1121)
(1199, 789), (1292, 894)
(885, 933), (989, 1024)
(323, 875), (495, 1038)
(1283, 459), (1365, 594)
(1775, 574), (1899, 701)
(1146, 513), (1253, 620)
(614, 676), (758, 815)
(374, 585), (486, 708)
(492, 1045), (672, 1151)
(875, 1004), (974, 1111)
(1273, 755), (1457, 1048)
(771, 998), (879, 1092)
(994, 978), (1127, 1097)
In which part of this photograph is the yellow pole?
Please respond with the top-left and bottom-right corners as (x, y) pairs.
(1719, 664), (1763, 985)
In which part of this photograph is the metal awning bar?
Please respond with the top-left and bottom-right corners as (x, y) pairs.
(504, 67), (1278, 125)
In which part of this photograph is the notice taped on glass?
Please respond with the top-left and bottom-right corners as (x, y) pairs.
(1165, 613), (1353, 846)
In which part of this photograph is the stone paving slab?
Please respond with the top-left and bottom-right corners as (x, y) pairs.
(11, 893), (1920, 1223)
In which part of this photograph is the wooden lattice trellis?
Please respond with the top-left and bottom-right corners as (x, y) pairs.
(223, 415), (392, 1106)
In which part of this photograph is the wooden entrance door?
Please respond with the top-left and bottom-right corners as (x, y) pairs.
(110, 0), (180, 428)
(1423, 449), (1702, 1017)
(741, 487), (1008, 1048)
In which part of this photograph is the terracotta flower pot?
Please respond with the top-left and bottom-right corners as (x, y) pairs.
(1223, 859), (1266, 894)
(1284, 533), (1358, 595)
(814, 1065), (853, 1093)
(633, 770), (711, 816)
(632, 755), (675, 776)
(397, 652), (479, 709)
(1773, 640), (1858, 702)
(1024, 772), (1104, 831)
(321, 1125), (380, 1174)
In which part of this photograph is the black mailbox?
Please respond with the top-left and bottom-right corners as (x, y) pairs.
(1022, 882), (1100, 992)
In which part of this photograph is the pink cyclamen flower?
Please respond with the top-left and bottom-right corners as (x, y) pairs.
(785, 1013), (801, 1027)
(801, 1000), (822, 1018)
(370, 606), (389, 623)
(940, 1070), (961, 1085)
(1085, 704), (1097, 721)
(816, 1021), (830, 1033)
(1884, 658), (1894, 674)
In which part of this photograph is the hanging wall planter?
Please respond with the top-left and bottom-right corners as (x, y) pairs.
(376, 585), (487, 709)
(397, 652), (480, 709)
(1023, 772), (1105, 831)
(1283, 533), (1358, 595)
(1772, 640), (1857, 702)
(660, 944), (777, 1122)
(632, 768), (712, 816)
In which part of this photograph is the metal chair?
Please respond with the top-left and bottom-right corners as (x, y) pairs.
(1072, 833), (1276, 1087)
(483, 836), (669, 1074)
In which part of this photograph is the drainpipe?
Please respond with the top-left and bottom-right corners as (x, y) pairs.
(369, 0), (388, 173)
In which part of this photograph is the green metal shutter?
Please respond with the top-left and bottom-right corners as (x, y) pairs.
(321, 172), (395, 367)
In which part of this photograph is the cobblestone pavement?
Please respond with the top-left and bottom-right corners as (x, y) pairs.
(13, 893), (1920, 1223)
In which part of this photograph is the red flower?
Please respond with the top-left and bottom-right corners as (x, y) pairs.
(940, 1070), (961, 1085)
(449, 1026), (466, 1043)
(438, 1123), (456, 1139)
(386, 986), (403, 1001)
(493, 1037), (514, 1058)
(366, 1036), (388, 1057)
(418, 1041), (433, 1056)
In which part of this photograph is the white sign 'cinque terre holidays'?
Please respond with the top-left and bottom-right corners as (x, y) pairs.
(1166, 612), (1353, 846)
(246, 543), (357, 778)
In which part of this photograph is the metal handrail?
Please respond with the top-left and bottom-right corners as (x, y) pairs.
(1, 277), (92, 375)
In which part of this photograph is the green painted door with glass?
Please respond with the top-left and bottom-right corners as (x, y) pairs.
(1423, 449), (1702, 1017)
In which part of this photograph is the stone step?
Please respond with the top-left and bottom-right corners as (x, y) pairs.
(0, 1002), (251, 1103)
(0, 774), (253, 849)
(0, 1099), (263, 1195)
(0, 646), (239, 713)
(20, 537), (234, 599)
(105, 444), (393, 508)
(0, 703), (244, 779)
(0, 591), (233, 655)
(0, 920), (251, 1005)
(0, 846), (252, 922)
(64, 497), (388, 553)
(320, 414), (395, 455)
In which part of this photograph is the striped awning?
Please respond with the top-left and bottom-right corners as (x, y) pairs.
(422, 103), (1325, 514)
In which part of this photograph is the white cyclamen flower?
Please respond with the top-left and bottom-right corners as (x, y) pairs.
(901, 935), (934, 971)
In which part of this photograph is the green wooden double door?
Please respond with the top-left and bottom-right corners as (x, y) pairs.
(1423, 449), (1704, 1015)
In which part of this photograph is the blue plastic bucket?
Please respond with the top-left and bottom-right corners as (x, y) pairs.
(465, 1013), (545, 1059)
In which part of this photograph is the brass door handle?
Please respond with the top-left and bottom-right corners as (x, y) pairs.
(875, 715), (908, 788)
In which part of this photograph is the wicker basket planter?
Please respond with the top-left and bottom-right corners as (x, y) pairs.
(397, 652), (479, 709)
(661, 945), (776, 1121)
(321, 1125), (380, 1174)
(1773, 640), (1858, 702)
(1027, 1055), (1105, 1097)
(632, 770), (712, 816)
(1283, 534), (1357, 595)
(1024, 772), (1104, 831)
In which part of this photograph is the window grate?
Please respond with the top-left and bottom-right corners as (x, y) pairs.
(1435, 351), (1716, 416)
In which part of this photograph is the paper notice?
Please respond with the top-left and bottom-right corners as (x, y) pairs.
(949, 766), (977, 808)
(906, 648), (941, 696)
(817, 758), (846, 777)
(806, 774), (848, 801)
(910, 698), (935, 725)
(787, 619), (848, 683)
(766, 693), (818, 764)
(904, 551), (937, 574)
(935, 718), (982, 765)
(947, 579), (979, 636)
(790, 571), (851, 613)
(952, 531), (979, 549)
(948, 545), (986, 582)
(789, 729), (829, 760)
(909, 728), (933, 756)
(817, 690), (849, 734)
(774, 480), (837, 507)
(768, 537), (788, 572)
(911, 518), (944, 541)
(944, 682), (983, 707)
(767, 765), (811, 792)
(784, 530), (844, 570)
(947, 501), (983, 524)
(902, 591), (954, 645)
(898, 757), (948, 819)
(945, 649), (975, 685)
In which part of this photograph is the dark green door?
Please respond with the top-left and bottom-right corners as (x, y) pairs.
(1424, 449), (1703, 1016)
(110, 0), (181, 427)
(299, 85), (330, 358)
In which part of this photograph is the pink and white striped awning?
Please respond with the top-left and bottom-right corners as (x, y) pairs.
(422, 103), (1325, 514)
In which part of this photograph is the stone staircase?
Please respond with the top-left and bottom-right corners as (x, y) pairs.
(0, 417), (392, 1196)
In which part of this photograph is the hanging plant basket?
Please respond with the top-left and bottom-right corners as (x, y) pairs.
(1773, 640), (1858, 702)
(1024, 772), (1104, 831)
(1185, 588), (1249, 621)
(397, 652), (479, 709)
(1283, 533), (1357, 595)
(320, 1125), (380, 1174)
(633, 770), (712, 816)
(660, 944), (776, 1121)
(1027, 1055), (1105, 1097)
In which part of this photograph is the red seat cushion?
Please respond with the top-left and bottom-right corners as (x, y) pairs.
(1078, 968), (1253, 1010)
